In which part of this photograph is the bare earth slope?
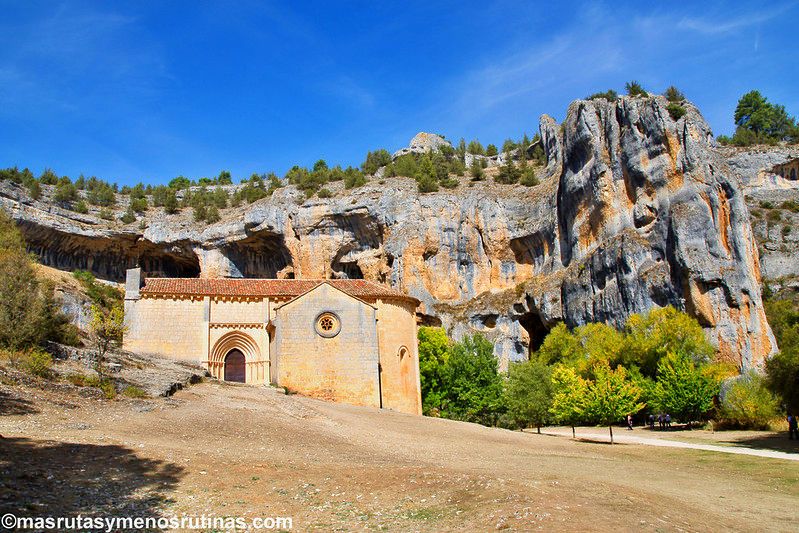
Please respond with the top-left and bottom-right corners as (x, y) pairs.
(2, 381), (797, 532)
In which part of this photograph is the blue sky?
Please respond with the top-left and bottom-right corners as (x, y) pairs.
(1, 1), (797, 186)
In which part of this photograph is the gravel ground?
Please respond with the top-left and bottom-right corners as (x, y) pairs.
(2, 379), (798, 532)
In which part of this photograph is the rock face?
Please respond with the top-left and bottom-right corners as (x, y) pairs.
(392, 132), (452, 159)
(0, 96), (778, 370)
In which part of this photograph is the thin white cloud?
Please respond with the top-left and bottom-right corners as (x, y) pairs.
(677, 3), (795, 35)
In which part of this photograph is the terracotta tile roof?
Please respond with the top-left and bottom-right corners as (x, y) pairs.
(140, 277), (419, 304)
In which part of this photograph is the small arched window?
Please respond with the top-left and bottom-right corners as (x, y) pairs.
(398, 346), (409, 359)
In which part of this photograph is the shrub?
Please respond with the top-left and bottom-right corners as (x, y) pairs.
(664, 85), (685, 102)
(587, 90), (618, 102)
(495, 158), (520, 185)
(205, 205), (221, 223)
(759, 200), (774, 209)
(343, 167), (367, 189)
(87, 183), (116, 207)
(98, 378), (117, 399)
(317, 188), (333, 198)
(781, 200), (799, 212)
(67, 372), (93, 387)
(130, 197), (148, 213)
(625, 80), (648, 97)
(120, 207), (136, 224)
(719, 372), (780, 429)
(73, 270), (122, 311)
(667, 103), (686, 121)
(99, 208), (113, 220)
(22, 349), (54, 378)
(122, 385), (148, 398)
(28, 180), (42, 200)
(54, 181), (78, 204)
(73, 200), (89, 214)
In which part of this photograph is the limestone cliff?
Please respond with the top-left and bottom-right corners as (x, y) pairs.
(0, 96), (778, 370)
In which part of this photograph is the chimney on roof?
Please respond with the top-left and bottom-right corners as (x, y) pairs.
(125, 268), (143, 301)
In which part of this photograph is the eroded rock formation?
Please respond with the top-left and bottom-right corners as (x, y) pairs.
(0, 96), (778, 370)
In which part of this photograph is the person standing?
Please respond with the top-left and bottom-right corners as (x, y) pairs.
(627, 414), (634, 430)
(665, 414), (672, 429)
(789, 414), (798, 440)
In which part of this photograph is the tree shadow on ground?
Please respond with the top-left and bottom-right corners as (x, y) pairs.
(0, 437), (184, 519)
(0, 389), (39, 416)
(720, 433), (799, 454)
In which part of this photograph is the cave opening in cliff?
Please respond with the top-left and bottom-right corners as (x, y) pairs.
(222, 232), (292, 278)
(331, 260), (363, 279)
(519, 312), (549, 356)
(139, 251), (201, 279)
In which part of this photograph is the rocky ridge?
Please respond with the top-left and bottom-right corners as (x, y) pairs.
(1, 95), (789, 370)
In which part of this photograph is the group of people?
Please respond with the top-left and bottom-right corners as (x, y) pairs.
(624, 414), (672, 430)
(646, 413), (671, 430)
(788, 413), (798, 440)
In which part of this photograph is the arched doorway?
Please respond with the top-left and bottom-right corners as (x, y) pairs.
(224, 349), (246, 383)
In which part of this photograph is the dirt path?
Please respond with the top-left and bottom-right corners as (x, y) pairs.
(541, 427), (799, 461)
(2, 381), (798, 532)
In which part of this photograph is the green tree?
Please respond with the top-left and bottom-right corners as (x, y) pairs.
(164, 189), (179, 214)
(504, 359), (553, 432)
(169, 176), (191, 190)
(485, 144), (498, 157)
(89, 303), (127, 374)
(416, 154), (439, 193)
(622, 306), (714, 377)
(442, 334), (505, 425)
(549, 364), (588, 438)
(495, 155), (520, 184)
(733, 90), (797, 143)
(39, 168), (59, 185)
(217, 170), (233, 184)
(467, 140), (485, 155)
(469, 158), (484, 180)
(418, 326), (451, 415)
(362, 149), (392, 175)
(501, 139), (517, 153)
(535, 322), (624, 376)
(0, 215), (49, 350)
(394, 154), (418, 179)
(765, 349), (799, 414)
(651, 351), (718, 426)
(583, 363), (645, 443)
